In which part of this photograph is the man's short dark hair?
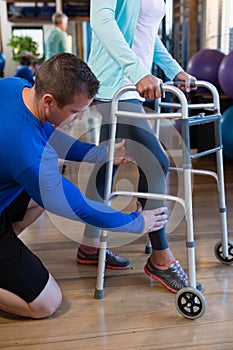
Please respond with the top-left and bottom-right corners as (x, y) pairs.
(34, 53), (99, 108)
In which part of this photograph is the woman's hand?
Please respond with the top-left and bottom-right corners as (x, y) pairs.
(136, 74), (165, 100)
(174, 71), (197, 92)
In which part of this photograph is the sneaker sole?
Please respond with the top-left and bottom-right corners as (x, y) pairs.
(144, 265), (178, 293)
(76, 257), (131, 270)
(76, 257), (98, 265)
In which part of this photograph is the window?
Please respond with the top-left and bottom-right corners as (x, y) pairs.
(204, 0), (233, 53)
(12, 27), (44, 58)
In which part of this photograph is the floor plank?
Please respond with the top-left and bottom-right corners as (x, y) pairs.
(1, 116), (233, 349)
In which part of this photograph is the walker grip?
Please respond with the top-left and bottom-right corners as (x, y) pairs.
(173, 79), (196, 88)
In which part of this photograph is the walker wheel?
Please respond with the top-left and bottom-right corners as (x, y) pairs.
(175, 287), (206, 320)
(214, 240), (233, 264)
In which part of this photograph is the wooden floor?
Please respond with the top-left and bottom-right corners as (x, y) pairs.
(1, 117), (233, 349)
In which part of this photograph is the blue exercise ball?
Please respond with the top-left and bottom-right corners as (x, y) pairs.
(0, 52), (5, 70)
(218, 51), (233, 99)
(221, 106), (233, 159)
(187, 49), (225, 89)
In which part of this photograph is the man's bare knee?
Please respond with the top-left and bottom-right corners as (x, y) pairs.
(29, 274), (62, 319)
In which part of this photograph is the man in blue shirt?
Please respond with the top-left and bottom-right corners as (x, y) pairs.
(0, 53), (168, 318)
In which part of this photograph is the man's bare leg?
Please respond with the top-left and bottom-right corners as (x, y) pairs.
(0, 199), (63, 318)
(0, 274), (62, 318)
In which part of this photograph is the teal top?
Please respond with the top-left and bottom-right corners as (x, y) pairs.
(44, 27), (68, 60)
(88, 0), (183, 99)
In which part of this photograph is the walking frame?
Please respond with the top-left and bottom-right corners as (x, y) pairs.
(93, 80), (233, 319)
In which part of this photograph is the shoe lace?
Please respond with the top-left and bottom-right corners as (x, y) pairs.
(171, 261), (188, 282)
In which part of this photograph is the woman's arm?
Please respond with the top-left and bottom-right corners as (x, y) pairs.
(153, 36), (197, 90)
(90, 0), (149, 85)
(153, 36), (183, 80)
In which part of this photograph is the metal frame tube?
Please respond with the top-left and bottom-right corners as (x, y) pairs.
(95, 80), (229, 299)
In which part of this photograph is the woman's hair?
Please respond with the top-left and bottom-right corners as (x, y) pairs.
(34, 53), (99, 108)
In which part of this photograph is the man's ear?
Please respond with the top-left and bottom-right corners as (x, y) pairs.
(43, 94), (56, 109)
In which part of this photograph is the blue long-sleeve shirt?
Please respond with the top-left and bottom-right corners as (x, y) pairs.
(0, 77), (144, 233)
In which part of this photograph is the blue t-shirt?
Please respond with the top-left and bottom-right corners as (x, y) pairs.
(0, 77), (144, 233)
(14, 66), (35, 85)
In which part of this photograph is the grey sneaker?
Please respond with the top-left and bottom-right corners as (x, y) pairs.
(144, 258), (202, 293)
(77, 246), (131, 270)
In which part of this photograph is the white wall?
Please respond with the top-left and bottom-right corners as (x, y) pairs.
(0, 2), (65, 77)
(0, 1), (90, 77)
(0, 0), (18, 76)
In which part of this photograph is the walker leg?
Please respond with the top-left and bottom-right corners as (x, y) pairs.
(184, 168), (196, 289)
(94, 230), (108, 299)
(216, 148), (229, 257)
(182, 117), (196, 289)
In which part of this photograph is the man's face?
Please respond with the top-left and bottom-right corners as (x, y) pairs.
(61, 18), (68, 31)
(46, 92), (93, 127)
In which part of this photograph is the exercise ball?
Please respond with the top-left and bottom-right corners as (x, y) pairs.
(187, 49), (225, 89)
(218, 51), (233, 99)
(221, 106), (233, 159)
(0, 52), (5, 70)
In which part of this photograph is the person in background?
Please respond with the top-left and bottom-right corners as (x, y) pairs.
(14, 51), (35, 85)
(30, 60), (41, 77)
(44, 11), (68, 61)
(0, 53), (168, 319)
(76, 0), (201, 294)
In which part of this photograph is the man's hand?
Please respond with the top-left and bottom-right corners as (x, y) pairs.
(113, 139), (134, 165)
(136, 74), (164, 100)
(174, 71), (197, 93)
(141, 206), (168, 234)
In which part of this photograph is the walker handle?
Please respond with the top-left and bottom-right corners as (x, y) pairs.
(173, 79), (197, 88)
